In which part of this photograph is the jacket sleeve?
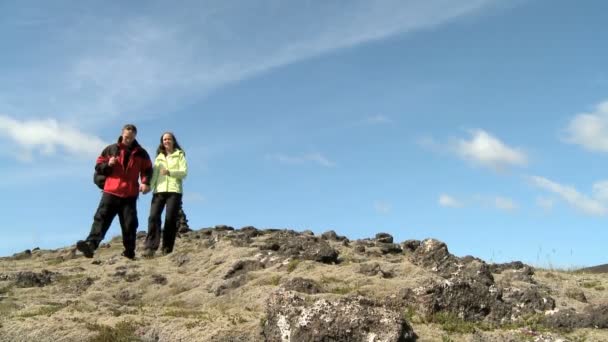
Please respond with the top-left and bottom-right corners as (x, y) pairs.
(94, 144), (117, 175)
(170, 152), (188, 180)
(140, 151), (154, 186)
(150, 158), (159, 192)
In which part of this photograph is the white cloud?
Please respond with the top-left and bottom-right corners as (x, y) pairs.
(267, 153), (336, 167)
(592, 180), (608, 201)
(536, 197), (555, 211)
(564, 101), (608, 152)
(455, 129), (527, 170)
(0, 115), (106, 160)
(528, 175), (608, 216)
(374, 200), (392, 214)
(494, 196), (518, 211)
(472, 194), (518, 212)
(438, 194), (464, 208)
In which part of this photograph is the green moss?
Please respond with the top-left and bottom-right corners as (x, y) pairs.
(581, 280), (601, 289)
(86, 321), (141, 342)
(18, 303), (65, 318)
(164, 309), (212, 321)
(431, 312), (478, 334)
(287, 259), (300, 273)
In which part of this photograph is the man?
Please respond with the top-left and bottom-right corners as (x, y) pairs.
(76, 124), (153, 259)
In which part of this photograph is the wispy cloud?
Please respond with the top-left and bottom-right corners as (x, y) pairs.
(374, 200), (392, 214)
(528, 176), (608, 216)
(564, 101), (608, 152)
(0, 1), (504, 128)
(536, 197), (555, 212)
(267, 153), (336, 167)
(363, 115), (392, 125)
(438, 194), (464, 208)
(493, 196), (518, 211)
(471, 194), (518, 212)
(183, 192), (206, 203)
(455, 129), (527, 170)
(0, 115), (106, 161)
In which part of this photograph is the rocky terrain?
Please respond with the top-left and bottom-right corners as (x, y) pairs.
(1, 226), (607, 341)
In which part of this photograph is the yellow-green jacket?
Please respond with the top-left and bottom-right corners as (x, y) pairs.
(151, 149), (188, 193)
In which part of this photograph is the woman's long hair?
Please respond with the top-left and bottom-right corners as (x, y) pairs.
(156, 132), (185, 156)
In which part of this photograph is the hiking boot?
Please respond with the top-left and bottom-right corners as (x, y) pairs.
(121, 250), (136, 260)
(142, 248), (155, 259)
(161, 247), (172, 256)
(76, 240), (95, 258)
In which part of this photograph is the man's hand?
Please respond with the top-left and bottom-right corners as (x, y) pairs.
(108, 156), (118, 166)
(160, 168), (170, 176)
(140, 184), (150, 194)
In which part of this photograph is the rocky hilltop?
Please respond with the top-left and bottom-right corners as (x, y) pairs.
(1, 226), (607, 341)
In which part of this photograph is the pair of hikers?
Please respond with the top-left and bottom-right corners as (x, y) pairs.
(76, 124), (188, 259)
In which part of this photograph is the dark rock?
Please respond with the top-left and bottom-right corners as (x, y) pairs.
(125, 273), (141, 282)
(401, 240), (420, 253)
(150, 274), (168, 285)
(489, 261), (530, 274)
(11, 250), (32, 260)
(113, 289), (140, 303)
(375, 233), (394, 244)
(565, 288), (587, 303)
(302, 230), (315, 236)
(321, 230), (338, 240)
(409, 239), (459, 278)
(501, 285), (555, 318)
(358, 263), (393, 278)
(500, 267), (536, 284)
(413, 279), (500, 321)
(177, 208), (190, 234)
(224, 260), (265, 279)
(377, 242), (403, 255)
(354, 245), (366, 254)
(239, 226), (261, 237)
(214, 274), (247, 296)
(542, 305), (608, 330)
(281, 277), (323, 294)
(214, 225), (235, 231)
(264, 290), (416, 342)
(14, 270), (58, 288)
(171, 253), (190, 267)
(257, 231), (339, 264)
(70, 277), (95, 293)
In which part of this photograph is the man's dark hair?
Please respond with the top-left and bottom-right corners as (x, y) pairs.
(122, 124), (137, 133)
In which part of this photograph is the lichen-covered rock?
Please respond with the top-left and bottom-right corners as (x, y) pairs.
(543, 305), (608, 329)
(256, 231), (339, 264)
(14, 270), (58, 288)
(264, 290), (416, 342)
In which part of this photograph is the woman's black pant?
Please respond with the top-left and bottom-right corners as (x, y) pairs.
(145, 192), (182, 253)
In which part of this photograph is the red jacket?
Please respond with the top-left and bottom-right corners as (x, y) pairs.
(95, 139), (153, 198)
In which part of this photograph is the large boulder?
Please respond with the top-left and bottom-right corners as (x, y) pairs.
(256, 230), (339, 264)
(264, 290), (416, 341)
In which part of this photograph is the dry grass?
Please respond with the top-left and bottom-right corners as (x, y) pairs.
(0, 232), (607, 342)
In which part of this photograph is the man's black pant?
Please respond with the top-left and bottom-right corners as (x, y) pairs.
(86, 192), (139, 253)
(145, 192), (182, 253)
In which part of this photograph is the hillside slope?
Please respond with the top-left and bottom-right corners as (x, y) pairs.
(1, 226), (607, 341)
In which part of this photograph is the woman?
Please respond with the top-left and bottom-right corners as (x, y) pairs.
(143, 132), (188, 257)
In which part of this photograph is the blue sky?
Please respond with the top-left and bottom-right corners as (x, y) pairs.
(1, 0), (607, 268)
